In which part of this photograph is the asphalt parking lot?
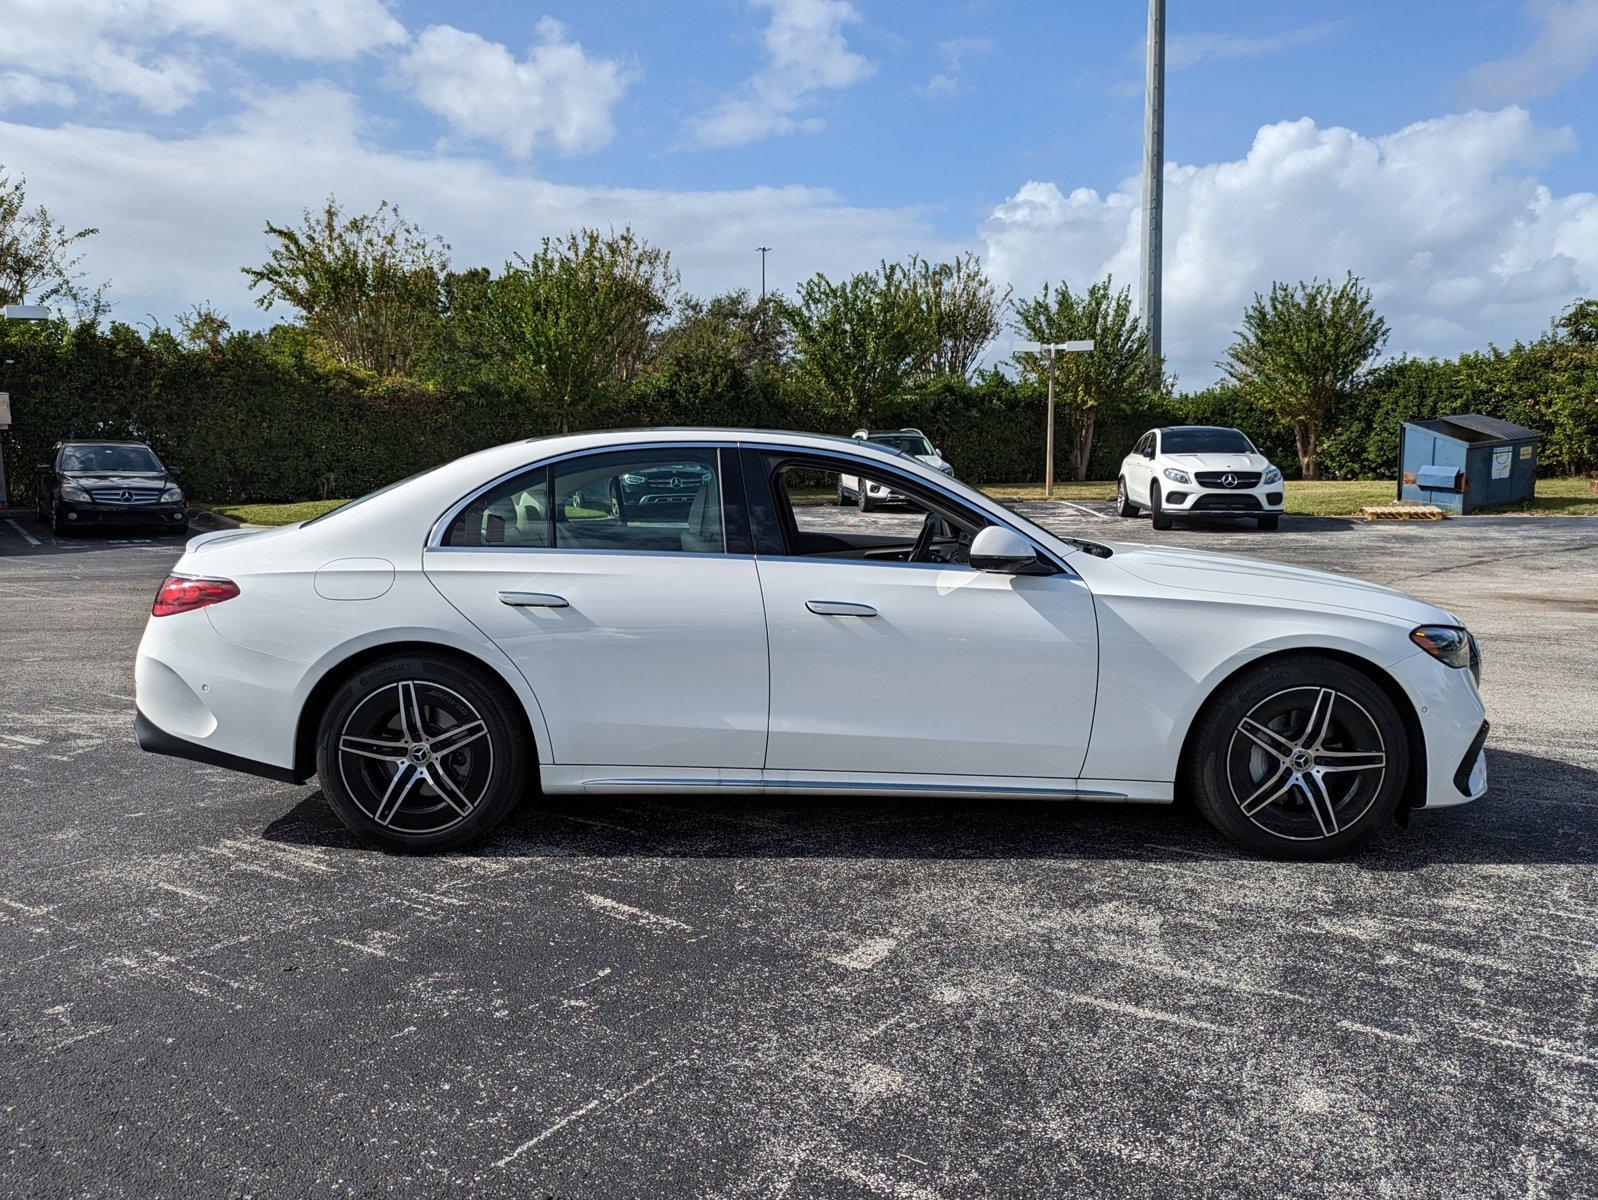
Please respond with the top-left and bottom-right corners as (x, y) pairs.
(2, 508), (1595, 1199)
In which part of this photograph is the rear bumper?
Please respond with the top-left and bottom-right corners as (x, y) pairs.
(135, 710), (307, 784)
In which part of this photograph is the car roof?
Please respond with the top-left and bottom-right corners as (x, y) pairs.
(1155, 426), (1242, 435)
(59, 439), (151, 446)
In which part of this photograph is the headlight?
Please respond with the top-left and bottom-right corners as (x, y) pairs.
(161, 485), (183, 502)
(1262, 465), (1282, 485)
(60, 483), (90, 501)
(1162, 467), (1191, 485)
(1411, 626), (1473, 670)
(939, 463), (954, 475)
(621, 473), (645, 486)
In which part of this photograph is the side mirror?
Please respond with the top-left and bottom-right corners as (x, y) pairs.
(932, 446), (942, 456)
(167, 466), (182, 477)
(1142, 447), (1155, 459)
(36, 462), (50, 473)
(970, 525), (1048, 575)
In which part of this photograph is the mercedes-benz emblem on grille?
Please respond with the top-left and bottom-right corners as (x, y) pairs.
(119, 489), (133, 502)
(1221, 473), (1238, 488)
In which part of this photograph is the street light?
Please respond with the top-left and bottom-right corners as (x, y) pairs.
(0, 304), (53, 507)
(1013, 339), (1094, 499)
(756, 246), (772, 301)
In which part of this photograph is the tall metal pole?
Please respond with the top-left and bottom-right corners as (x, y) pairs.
(757, 246), (771, 300)
(1140, 0), (1165, 377)
(1044, 349), (1056, 499)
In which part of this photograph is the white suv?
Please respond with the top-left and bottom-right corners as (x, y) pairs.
(1118, 426), (1284, 530)
(839, 428), (954, 510)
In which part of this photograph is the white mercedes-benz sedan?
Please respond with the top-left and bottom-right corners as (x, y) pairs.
(1118, 425), (1286, 530)
(134, 428), (1488, 859)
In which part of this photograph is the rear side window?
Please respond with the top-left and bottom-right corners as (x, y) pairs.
(441, 467), (552, 547)
(554, 448), (724, 554)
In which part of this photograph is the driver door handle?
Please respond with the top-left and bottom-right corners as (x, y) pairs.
(806, 600), (877, 617)
(498, 590), (569, 608)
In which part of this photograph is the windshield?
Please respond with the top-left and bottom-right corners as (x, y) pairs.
(869, 434), (934, 457)
(1160, 428), (1255, 455)
(58, 444), (162, 473)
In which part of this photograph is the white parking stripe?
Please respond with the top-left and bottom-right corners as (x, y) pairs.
(1060, 501), (1113, 521)
(5, 519), (41, 546)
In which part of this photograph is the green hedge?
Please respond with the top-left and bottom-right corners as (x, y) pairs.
(3, 319), (1592, 507)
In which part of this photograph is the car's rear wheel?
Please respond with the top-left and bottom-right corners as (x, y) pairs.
(1186, 655), (1407, 859)
(1257, 514), (1280, 531)
(315, 653), (532, 851)
(1150, 482), (1173, 530)
(836, 479), (849, 506)
(1116, 477), (1139, 517)
(857, 487), (875, 513)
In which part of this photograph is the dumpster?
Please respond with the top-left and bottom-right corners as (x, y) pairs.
(1398, 413), (1540, 514)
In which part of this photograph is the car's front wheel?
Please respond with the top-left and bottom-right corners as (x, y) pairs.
(1186, 654), (1408, 859)
(1116, 477), (1138, 517)
(1257, 514), (1280, 531)
(316, 653), (532, 851)
(1150, 482), (1173, 530)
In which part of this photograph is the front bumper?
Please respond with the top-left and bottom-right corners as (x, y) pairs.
(1388, 650), (1489, 808)
(1161, 484), (1283, 515)
(58, 498), (188, 527)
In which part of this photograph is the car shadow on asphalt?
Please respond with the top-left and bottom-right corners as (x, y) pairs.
(261, 748), (1595, 869)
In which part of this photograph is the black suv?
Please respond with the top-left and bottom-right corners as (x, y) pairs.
(34, 440), (188, 536)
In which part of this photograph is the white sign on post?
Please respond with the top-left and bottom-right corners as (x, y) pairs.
(0, 391), (10, 427)
(1491, 447), (1511, 480)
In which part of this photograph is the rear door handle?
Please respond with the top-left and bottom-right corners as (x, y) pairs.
(806, 600), (877, 617)
(498, 590), (569, 608)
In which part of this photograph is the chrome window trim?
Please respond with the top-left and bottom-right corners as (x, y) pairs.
(424, 439), (734, 552)
(424, 435), (1076, 578)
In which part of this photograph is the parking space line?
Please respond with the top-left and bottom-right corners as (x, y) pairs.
(1061, 501), (1113, 521)
(5, 519), (41, 546)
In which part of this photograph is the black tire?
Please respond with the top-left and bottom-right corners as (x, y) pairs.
(836, 479), (849, 506)
(1257, 514), (1280, 531)
(857, 487), (875, 513)
(50, 503), (71, 538)
(1186, 654), (1408, 859)
(1150, 482), (1173, 530)
(315, 652), (533, 852)
(1116, 477), (1139, 517)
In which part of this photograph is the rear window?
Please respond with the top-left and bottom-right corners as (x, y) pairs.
(1161, 428), (1254, 454)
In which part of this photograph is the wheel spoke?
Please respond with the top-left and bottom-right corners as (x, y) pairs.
(397, 680), (429, 743)
(374, 763), (422, 826)
(423, 763), (474, 816)
(1238, 718), (1296, 761)
(428, 720), (486, 757)
(1239, 763), (1294, 816)
(340, 734), (408, 762)
(1302, 688), (1337, 750)
(1296, 772), (1339, 837)
(1317, 749), (1386, 773)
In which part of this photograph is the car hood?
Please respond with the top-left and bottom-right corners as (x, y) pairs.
(913, 453), (952, 472)
(1161, 452), (1269, 473)
(1102, 541), (1456, 625)
(61, 471), (172, 488)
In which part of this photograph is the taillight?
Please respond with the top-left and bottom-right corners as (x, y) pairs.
(152, 575), (240, 617)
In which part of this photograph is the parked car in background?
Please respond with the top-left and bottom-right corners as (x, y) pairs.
(34, 440), (188, 536)
(135, 428), (1487, 861)
(1118, 426), (1284, 531)
(839, 428), (953, 509)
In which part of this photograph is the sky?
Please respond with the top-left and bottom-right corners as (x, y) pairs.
(2, 0), (1598, 385)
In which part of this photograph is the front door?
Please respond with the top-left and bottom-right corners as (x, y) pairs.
(748, 450), (1099, 780)
(424, 445), (769, 769)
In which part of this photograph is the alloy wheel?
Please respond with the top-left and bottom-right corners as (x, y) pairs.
(336, 680), (494, 834)
(1226, 686), (1387, 841)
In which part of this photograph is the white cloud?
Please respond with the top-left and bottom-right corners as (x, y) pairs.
(0, 83), (953, 323)
(0, 0), (406, 113)
(1166, 22), (1339, 71)
(981, 108), (1598, 384)
(397, 20), (629, 158)
(915, 36), (994, 99)
(691, 0), (875, 147)
(0, 73), (79, 112)
(1461, 0), (1598, 103)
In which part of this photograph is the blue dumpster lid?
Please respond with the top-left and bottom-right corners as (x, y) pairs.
(1410, 413), (1541, 443)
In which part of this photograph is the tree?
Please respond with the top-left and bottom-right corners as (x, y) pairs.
(1220, 273), (1388, 479)
(1011, 277), (1157, 480)
(0, 166), (102, 315)
(242, 197), (448, 377)
(784, 262), (933, 429)
(656, 288), (789, 374)
(176, 303), (232, 351)
(483, 228), (677, 432)
(907, 252), (1007, 378)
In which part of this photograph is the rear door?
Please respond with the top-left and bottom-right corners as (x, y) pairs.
(424, 444), (770, 769)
